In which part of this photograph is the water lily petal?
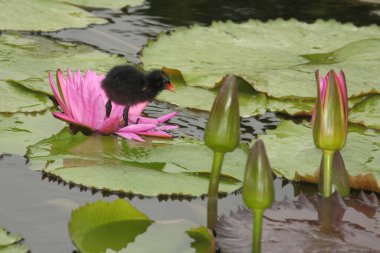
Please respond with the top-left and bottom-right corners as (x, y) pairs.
(140, 130), (172, 138)
(52, 112), (91, 130)
(116, 132), (145, 142)
(48, 72), (68, 113)
(157, 112), (177, 123)
(128, 115), (158, 124)
(118, 124), (157, 133)
(129, 101), (149, 116)
(99, 115), (120, 133)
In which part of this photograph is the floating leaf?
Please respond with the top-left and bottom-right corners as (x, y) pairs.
(349, 94), (380, 130)
(69, 199), (153, 253)
(143, 19), (380, 101)
(0, 81), (52, 113)
(0, 0), (143, 32)
(111, 219), (200, 253)
(0, 33), (126, 113)
(0, 112), (65, 155)
(158, 68), (267, 117)
(64, 0), (144, 9)
(258, 120), (380, 192)
(27, 128), (246, 196)
(186, 226), (216, 253)
(0, 226), (28, 253)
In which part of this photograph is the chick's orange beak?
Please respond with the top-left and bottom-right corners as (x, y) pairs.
(166, 82), (176, 92)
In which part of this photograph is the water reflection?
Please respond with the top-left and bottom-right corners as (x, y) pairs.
(145, 102), (279, 142)
(215, 191), (380, 253)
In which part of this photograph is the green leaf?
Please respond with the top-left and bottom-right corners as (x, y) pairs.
(0, 33), (126, 113)
(159, 68), (267, 117)
(186, 226), (215, 253)
(258, 119), (380, 192)
(0, 0), (143, 32)
(69, 199), (153, 253)
(27, 129), (246, 196)
(0, 227), (28, 253)
(0, 112), (65, 155)
(0, 81), (52, 113)
(157, 69), (369, 117)
(143, 19), (380, 102)
(64, 0), (144, 9)
(108, 220), (200, 253)
(349, 94), (380, 130)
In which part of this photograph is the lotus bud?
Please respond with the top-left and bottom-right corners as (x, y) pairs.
(243, 139), (274, 253)
(204, 74), (240, 153)
(312, 69), (348, 152)
(243, 139), (274, 210)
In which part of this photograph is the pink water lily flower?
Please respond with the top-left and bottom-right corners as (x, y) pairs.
(48, 69), (177, 142)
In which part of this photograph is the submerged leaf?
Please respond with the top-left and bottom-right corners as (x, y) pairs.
(258, 120), (380, 192)
(27, 128), (246, 196)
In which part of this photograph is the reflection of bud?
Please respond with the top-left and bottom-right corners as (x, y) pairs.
(318, 151), (350, 197)
(204, 74), (240, 153)
(243, 139), (274, 210)
(312, 70), (348, 152)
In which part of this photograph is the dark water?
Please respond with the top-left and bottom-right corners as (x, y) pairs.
(2, 0), (380, 252)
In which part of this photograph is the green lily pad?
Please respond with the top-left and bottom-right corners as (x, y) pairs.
(0, 0), (143, 32)
(0, 112), (65, 155)
(259, 120), (380, 192)
(186, 226), (215, 253)
(143, 19), (380, 101)
(69, 199), (153, 253)
(64, 0), (143, 9)
(0, 81), (52, 113)
(0, 227), (28, 253)
(114, 220), (199, 253)
(0, 33), (126, 112)
(349, 95), (380, 130)
(27, 128), (246, 196)
(160, 68), (366, 117)
(159, 68), (267, 117)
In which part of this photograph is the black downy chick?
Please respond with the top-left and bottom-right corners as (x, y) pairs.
(101, 65), (176, 126)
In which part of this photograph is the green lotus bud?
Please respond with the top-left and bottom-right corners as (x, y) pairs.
(204, 74), (240, 153)
(243, 139), (274, 210)
(312, 69), (348, 152)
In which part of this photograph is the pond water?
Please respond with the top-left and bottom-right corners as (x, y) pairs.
(1, 0), (380, 252)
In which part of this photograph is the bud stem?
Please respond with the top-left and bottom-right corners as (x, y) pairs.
(252, 209), (264, 253)
(207, 151), (225, 228)
(322, 150), (335, 197)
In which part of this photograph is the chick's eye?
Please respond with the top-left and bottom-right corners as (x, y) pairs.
(162, 78), (169, 86)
